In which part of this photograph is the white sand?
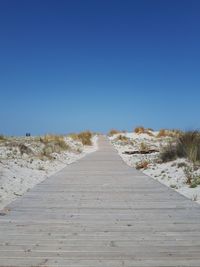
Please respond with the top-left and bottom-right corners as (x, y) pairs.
(0, 135), (98, 210)
(109, 132), (200, 204)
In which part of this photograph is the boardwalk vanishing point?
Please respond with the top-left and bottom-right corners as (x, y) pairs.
(0, 136), (200, 266)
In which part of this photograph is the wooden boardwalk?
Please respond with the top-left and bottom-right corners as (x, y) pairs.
(1, 136), (200, 266)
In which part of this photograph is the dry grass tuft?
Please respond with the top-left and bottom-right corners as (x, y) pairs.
(134, 127), (154, 136)
(145, 130), (154, 137)
(184, 167), (200, 188)
(43, 135), (69, 149)
(108, 129), (120, 136)
(0, 135), (7, 142)
(40, 135), (70, 158)
(136, 160), (149, 170)
(160, 143), (177, 162)
(157, 129), (169, 138)
(77, 131), (92, 146)
(18, 144), (33, 155)
(177, 131), (200, 163)
(170, 129), (183, 137)
(69, 133), (79, 140)
(157, 129), (182, 138)
(115, 135), (129, 142)
(69, 131), (93, 146)
(139, 142), (150, 152)
(134, 126), (145, 134)
(160, 131), (200, 163)
(147, 128), (154, 131)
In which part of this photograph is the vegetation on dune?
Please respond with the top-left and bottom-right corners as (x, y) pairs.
(134, 126), (145, 134)
(115, 134), (129, 142)
(134, 126), (154, 136)
(139, 142), (150, 152)
(77, 131), (92, 145)
(1, 131), (93, 160)
(136, 160), (149, 170)
(157, 129), (169, 138)
(190, 175), (200, 188)
(68, 133), (79, 140)
(147, 128), (154, 131)
(177, 131), (200, 162)
(18, 144), (34, 155)
(133, 127), (182, 138)
(70, 131), (93, 146)
(160, 131), (200, 163)
(157, 129), (182, 138)
(40, 135), (68, 148)
(0, 135), (7, 141)
(160, 143), (177, 162)
(108, 129), (120, 136)
(40, 135), (70, 158)
(184, 166), (200, 188)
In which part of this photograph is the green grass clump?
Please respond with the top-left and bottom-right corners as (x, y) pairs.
(190, 176), (200, 188)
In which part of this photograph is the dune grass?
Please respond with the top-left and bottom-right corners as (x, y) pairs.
(157, 129), (182, 138)
(157, 129), (169, 138)
(77, 131), (92, 145)
(41, 135), (69, 149)
(134, 126), (154, 136)
(40, 135), (70, 158)
(160, 131), (200, 163)
(0, 135), (7, 142)
(115, 134), (129, 142)
(70, 131), (93, 146)
(134, 126), (145, 134)
(108, 129), (120, 136)
(139, 142), (150, 152)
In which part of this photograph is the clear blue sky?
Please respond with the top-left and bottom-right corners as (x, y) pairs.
(0, 0), (200, 135)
